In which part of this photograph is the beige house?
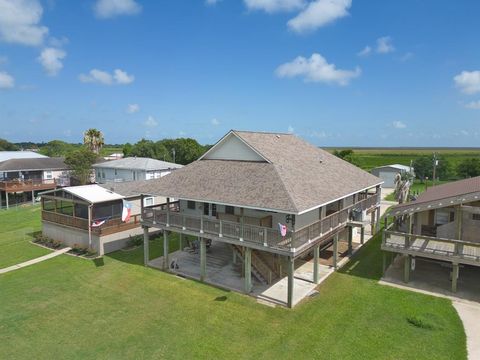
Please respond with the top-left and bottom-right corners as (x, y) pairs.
(136, 130), (383, 307)
(383, 176), (480, 292)
(41, 183), (165, 255)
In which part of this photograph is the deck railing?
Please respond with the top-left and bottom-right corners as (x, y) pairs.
(382, 225), (480, 265)
(42, 210), (142, 236)
(142, 193), (380, 253)
(0, 179), (58, 191)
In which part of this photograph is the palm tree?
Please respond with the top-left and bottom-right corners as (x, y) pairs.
(83, 128), (104, 154)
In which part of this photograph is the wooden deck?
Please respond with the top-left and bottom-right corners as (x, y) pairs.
(382, 229), (480, 266)
(0, 179), (57, 192)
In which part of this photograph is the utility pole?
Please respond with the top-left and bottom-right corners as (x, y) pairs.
(432, 152), (438, 186)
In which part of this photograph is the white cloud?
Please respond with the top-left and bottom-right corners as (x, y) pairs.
(127, 103), (140, 113)
(113, 69), (134, 84)
(465, 100), (480, 110)
(357, 46), (371, 57)
(145, 115), (158, 127)
(392, 120), (406, 129)
(211, 118), (220, 126)
(244, 0), (305, 13)
(275, 53), (360, 86)
(94, 0), (142, 18)
(287, 0), (351, 33)
(37, 47), (66, 76)
(79, 68), (135, 85)
(0, 71), (14, 88)
(0, 0), (48, 46)
(454, 70), (480, 95)
(376, 36), (395, 54)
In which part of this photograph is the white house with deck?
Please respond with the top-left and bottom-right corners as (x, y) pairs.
(136, 130), (383, 307)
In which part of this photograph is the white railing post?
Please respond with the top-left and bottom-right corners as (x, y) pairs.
(182, 215), (186, 230)
(200, 215), (204, 234)
(263, 229), (268, 247)
(219, 220), (223, 237)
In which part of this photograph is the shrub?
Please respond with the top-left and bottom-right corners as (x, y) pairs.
(406, 314), (439, 330)
(86, 247), (97, 257)
(127, 234), (143, 247)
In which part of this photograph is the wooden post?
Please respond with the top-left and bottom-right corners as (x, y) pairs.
(143, 226), (149, 266)
(244, 247), (252, 293)
(163, 230), (169, 270)
(5, 191), (8, 210)
(200, 238), (206, 281)
(371, 211), (376, 235)
(313, 245), (319, 284)
(287, 256), (294, 308)
(404, 255), (411, 283)
(31, 190), (35, 205)
(375, 206), (380, 229)
(333, 235), (338, 270)
(179, 233), (184, 251)
(166, 197), (170, 227)
(360, 226), (365, 244)
(87, 204), (93, 248)
(348, 226), (353, 255)
(452, 263), (459, 292)
(456, 206), (463, 240)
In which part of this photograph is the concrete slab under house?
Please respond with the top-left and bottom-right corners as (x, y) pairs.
(135, 130), (384, 308)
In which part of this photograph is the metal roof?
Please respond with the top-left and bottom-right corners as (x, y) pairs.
(0, 151), (47, 162)
(371, 164), (413, 172)
(92, 157), (183, 171)
(42, 184), (125, 204)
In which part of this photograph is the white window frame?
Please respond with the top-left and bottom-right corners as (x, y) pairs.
(144, 197), (155, 207)
(44, 171), (53, 180)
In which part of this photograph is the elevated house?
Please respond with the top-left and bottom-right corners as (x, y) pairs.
(0, 157), (70, 209)
(41, 182), (166, 255)
(136, 130), (382, 307)
(93, 157), (183, 184)
(370, 164), (414, 188)
(383, 177), (480, 293)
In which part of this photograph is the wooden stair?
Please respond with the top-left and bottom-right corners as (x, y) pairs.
(231, 245), (279, 285)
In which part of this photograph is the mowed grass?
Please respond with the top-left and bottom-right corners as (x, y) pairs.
(0, 206), (467, 359)
(325, 147), (480, 172)
(0, 205), (50, 268)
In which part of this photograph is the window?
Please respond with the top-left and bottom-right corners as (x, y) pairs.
(114, 169), (118, 176)
(144, 197), (154, 207)
(45, 171), (53, 180)
(436, 209), (454, 225)
(187, 201), (195, 210)
(473, 214), (480, 221)
(211, 204), (217, 217)
(225, 206), (235, 215)
(204, 203), (210, 216)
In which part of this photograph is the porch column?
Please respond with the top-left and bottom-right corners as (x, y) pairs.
(313, 244), (319, 284)
(143, 226), (149, 266)
(455, 206), (463, 240)
(333, 234), (338, 270)
(31, 190), (35, 205)
(347, 226), (353, 255)
(452, 263), (459, 293)
(376, 206), (381, 230)
(5, 191), (8, 210)
(404, 255), (411, 283)
(179, 233), (184, 251)
(244, 247), (252, 293)
(360, 226), (365, 244)
(371, 211), (376, 235)
(200, 237), (207, 282)
(163, 230), (169, 270)
(287, 256), (294, 308)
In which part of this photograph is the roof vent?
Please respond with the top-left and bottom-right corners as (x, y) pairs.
(275, 135), (280, 139)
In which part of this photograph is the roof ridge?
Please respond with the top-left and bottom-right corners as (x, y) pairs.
(271, 163), (300, 214)
(232, 129), (294, 136)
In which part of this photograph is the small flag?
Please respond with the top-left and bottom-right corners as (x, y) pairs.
(91, 219), (106, 227)
(278, 223), (287, 237)
(122, 199), (132, 222)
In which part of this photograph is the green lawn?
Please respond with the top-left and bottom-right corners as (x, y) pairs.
(0, 207), (467, 359)
(0, 205), (50, 268)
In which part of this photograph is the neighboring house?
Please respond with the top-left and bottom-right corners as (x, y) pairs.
(41, 182), (166, 255)
(92, 157), (183, 184)
(383, 176), (480, 293)
(103, 153), (124, 161)
(137, 130), (383, 307)
(370, 164), (414, 188)
(0, 157), (70, 209)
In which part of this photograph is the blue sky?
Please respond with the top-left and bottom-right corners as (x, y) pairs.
(0, 0), (479, 147)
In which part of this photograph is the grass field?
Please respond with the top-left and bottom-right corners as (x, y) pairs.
(0, 206), (467, 359)
(325, 147), (480, 172)
(0, 205), (50, 268)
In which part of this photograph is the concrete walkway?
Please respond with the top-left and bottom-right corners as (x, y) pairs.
(453, 301), (480, 360)
(0, 247), (71, 274)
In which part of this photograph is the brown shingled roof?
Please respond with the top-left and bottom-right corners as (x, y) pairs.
(133, 130), (382, 214)
(0, 157), (67, 172)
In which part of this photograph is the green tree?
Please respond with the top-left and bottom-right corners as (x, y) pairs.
(158, 138), (206, 165)
(122, 143), (133, 157)
(333, 149), (358, 165)
(83, 128), (105, 154)
(413, 155), (451, 181)
(129, 139), (157, 158)
(457, 158), (480, 178)
(64, 147), (98, 185)
(0, 138), (19, 151)
(39, 140), (74, 157)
